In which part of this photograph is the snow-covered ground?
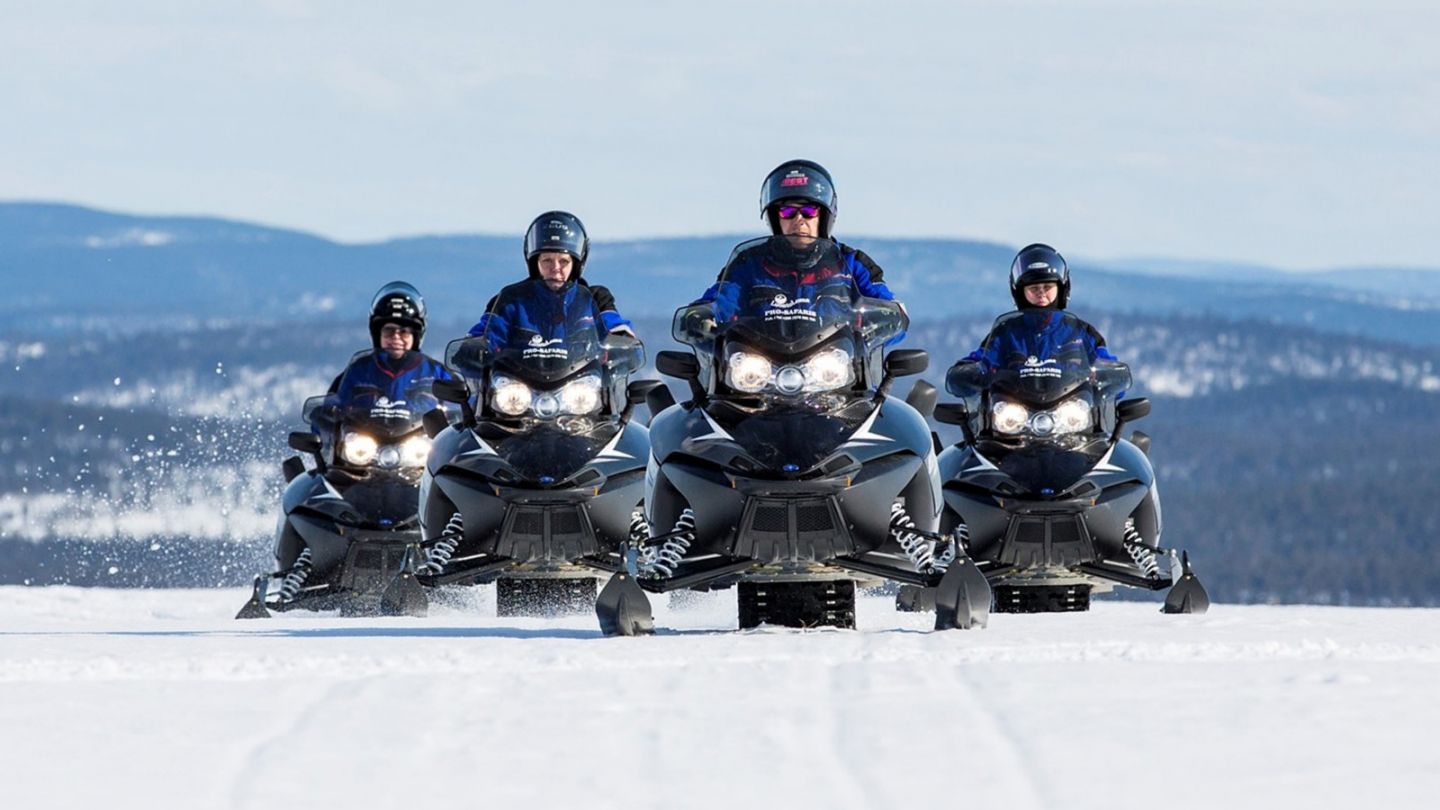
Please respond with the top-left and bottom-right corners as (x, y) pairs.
(3, 587), (1437, 809)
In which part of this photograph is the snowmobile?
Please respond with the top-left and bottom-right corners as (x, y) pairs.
(595, 235), (991, 636)
(378, 283), (651, 617)
(897, 310), (1209, 615)
(236, 366), (438, 618)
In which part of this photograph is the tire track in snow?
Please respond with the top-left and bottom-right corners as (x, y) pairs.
(225, 678), (354, 810)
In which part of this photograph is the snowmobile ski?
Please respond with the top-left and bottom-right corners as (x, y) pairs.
(1162, 551), (1210, 614)
(378, 545), (429, 617)
(596, 572), (653, 636)
(235, 575), (273, 619)
(933, 556), (991, 630)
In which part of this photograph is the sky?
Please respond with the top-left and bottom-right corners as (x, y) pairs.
(2, 0), (1436, 270)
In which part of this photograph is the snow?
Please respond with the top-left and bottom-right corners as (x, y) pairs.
(3, 588), (1437, 808)
(83, 228), (176, 248)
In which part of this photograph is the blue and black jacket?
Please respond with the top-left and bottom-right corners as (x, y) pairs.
(326, 350), (454, 411)
(964, 310), (1117, 370)
(469, 278), (631, 340)
(695, 241), (894, 305)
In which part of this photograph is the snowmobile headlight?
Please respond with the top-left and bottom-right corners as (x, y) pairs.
(804, 347), (854, 391)
(376, 445), (402, 468)
(341, 432), (379, 465)
(992, 401), (1029, 434)
(491, 375), (532, 416)
(1053, 397), (1092, 434)
(400, 435), (432, 467)
(774, 365), (806, 395)
(529, 392), (559, 418)
(560, 374), (603, 415)
(727, 350), (773, 393)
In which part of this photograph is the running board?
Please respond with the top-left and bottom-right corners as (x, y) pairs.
(636, 560), (758, 593)
(830, 555), (935, 586)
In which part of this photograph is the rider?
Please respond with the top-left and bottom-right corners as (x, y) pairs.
(469, 211), (634, 346)
(697, 159), (902, 328)
(328, 281), (453, 409)
(959, 243), (1118, 371)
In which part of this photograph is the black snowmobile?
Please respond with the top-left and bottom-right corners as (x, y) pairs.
(379, 282), (651, 617)
(595, 235), (992, 635)
(900, 310), (1209, 614)
(237, 364), (439, 618)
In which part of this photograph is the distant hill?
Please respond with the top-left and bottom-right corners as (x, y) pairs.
(6, 201), (1440, 346)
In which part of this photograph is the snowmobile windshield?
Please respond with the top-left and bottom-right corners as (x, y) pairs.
(966, 312), (1134, 493)
(302, 385), (436, 442)
(980, 310), (1126, 406)
(673, 235), (907, 400)
(670, 236), (908, 476)
(448, 282), (608, 385)
(302, 386), (436, 475)
(446, 283), (643, 426)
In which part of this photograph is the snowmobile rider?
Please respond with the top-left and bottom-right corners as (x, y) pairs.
(468, 211), (634, 345)
(328, 281), (454, 407)
(694, 159), (899, 308)
(954, 242), (1120, 377)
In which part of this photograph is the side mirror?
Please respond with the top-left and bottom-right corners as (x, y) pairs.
(287, 431), (326, 473)
(933, 402), (978, 445)
(883, 349), (928, 378)
(875, 349), (928, 403)
(433, 378), (475, 426)
(281, 456), (306, 483)
(622, 379), (667, 425)
(1117, 397), (1151, 423)
(433, 378), (470, 404)
(904, 380), (937, 418)
(933, 403), (969, 426)
(423, 407), (451, 439)
(644, 382), (676, 416)
(656, 350), (700, 381)
(627, 379), (663, 405)
(656, 350), (705, 404)
(288, 431), (322, 454)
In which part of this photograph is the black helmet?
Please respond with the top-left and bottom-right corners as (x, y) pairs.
(1009, 243), (1071, 309)
(760, 159), (837, 238)
(523, 211), (588, 280)
(369, 281), (427, 349)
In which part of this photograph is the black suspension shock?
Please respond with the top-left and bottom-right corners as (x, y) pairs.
(931, 522), (969, 572)
(419, 511), (464, 575)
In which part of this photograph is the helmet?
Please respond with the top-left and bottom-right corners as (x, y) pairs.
(369, 281), (427, 349)
(760, 159), (837, 238)
(523, 211), (588, 280)
(1009, 243), (1070, 309)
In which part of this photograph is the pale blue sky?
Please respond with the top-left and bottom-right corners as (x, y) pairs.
(2, 0), (1435, 270)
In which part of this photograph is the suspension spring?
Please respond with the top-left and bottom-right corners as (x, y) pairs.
(1124, 520), (1160, 578)
(277, 547), (312, 602)
(629, 508), (649, 545)
(419, 511), (464, 575)
(890, 502), (935, 573)
(640, 508), (695, 578)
